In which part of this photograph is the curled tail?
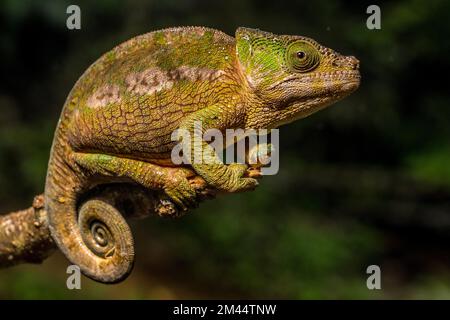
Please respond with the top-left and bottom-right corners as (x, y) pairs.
(45, 131), (134, 283)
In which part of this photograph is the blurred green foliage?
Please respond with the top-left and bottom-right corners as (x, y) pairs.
(0, 0), (449, 299)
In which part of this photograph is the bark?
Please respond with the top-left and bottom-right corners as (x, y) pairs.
(0, 195), (55, 267)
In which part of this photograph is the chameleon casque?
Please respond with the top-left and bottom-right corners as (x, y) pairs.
(45, 26), (360, 283)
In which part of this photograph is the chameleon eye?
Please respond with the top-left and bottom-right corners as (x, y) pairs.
(287, 41), (320, 72)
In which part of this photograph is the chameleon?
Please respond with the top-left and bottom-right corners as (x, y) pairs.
(45, 26), (360, 283)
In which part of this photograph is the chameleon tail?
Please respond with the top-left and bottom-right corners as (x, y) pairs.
(45, 135), (134, 283)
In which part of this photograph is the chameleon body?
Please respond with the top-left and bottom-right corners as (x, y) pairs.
(45, 27), (360, 283)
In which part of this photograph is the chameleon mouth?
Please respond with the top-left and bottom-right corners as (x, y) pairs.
(317, 70), (361, 82)
(320, 70), (361, 94)
(339, 71), (361, 92)
(340, 79), (360, 92)
(278, 70), (360, 87)
(318, 70), (361, 80)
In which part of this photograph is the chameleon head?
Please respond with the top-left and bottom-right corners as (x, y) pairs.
(236, 27), (360, 128)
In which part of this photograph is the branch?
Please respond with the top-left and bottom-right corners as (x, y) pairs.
(0, 195), (55, 267)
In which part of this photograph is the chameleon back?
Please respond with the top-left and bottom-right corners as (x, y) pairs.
(66, 27), (242, 162)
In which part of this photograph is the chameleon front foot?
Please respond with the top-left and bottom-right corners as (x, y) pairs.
(77, 198), (134, 283)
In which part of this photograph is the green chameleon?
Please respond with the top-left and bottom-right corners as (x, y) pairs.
(45, 27), (360, 283)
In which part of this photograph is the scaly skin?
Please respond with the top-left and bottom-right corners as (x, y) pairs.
(45, 26), (360, 283)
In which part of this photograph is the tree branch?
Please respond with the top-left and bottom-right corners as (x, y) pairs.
(0, 195), (55, 267)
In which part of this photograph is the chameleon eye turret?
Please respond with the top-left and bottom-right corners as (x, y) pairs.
(286, 41), (320, 72)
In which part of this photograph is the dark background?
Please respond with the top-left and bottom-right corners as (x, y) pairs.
(0, 0), (449, 299)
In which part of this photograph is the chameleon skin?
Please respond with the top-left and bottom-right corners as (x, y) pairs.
(45, 27), (360, 283)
